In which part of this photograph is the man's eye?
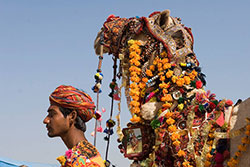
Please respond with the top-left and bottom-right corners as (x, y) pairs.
(48, 112), (54, 117)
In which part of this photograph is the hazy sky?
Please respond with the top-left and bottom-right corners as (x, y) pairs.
(1, 0), (250, 166)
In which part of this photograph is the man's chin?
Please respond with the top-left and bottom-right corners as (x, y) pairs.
(47, 132), (57, 138)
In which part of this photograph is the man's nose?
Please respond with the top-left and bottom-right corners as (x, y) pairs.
(43, 116), (49, 124)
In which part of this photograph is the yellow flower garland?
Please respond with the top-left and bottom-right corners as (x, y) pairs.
(227, 120), (250, 167)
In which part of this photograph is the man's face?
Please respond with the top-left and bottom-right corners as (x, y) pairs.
(43, 104), (70, 137)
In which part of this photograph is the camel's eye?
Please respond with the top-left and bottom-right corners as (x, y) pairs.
(178, 120), (186, 129)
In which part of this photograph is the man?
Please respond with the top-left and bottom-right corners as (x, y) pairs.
(43, 85), (105, 167)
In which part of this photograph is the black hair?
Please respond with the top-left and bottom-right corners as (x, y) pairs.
(59, 106), (86, 132)
(193, 66), (206, 86)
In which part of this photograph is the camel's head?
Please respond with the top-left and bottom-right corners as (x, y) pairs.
(94, 10), (196, 66)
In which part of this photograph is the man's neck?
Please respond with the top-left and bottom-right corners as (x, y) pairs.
(61, 127), (87, 149)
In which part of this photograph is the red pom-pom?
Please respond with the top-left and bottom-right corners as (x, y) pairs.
(226, 100), (233, 106)
(179, 88), (185, 94)
(209, 102), (216, 110)
(94, 110), (102, 120)
(196, 80), (203, 89)
(171, 64), (176, 67)
(106, 14), (116, 22)
(194, 105), (199, 112)
(196, 59), (200, 66)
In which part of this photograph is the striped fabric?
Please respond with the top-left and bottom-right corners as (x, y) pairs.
(49, 85), (95, 122)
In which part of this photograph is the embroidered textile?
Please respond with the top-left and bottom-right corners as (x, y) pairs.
(57, 140), (104, 167)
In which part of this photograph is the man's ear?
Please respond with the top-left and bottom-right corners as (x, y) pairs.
(69, 110), (77, 126)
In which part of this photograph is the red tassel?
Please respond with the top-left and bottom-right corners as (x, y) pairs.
(226, 100), (233, 106)
(149, 11), (161, 18)
(106, 14), (116, 22)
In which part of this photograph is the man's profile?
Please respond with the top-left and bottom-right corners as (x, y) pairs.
(43, 85), (105, 167)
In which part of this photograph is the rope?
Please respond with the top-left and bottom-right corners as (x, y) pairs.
(94, 92), (99, 146)
(105, 56), (118, 160)
(93, 44), (104, 147)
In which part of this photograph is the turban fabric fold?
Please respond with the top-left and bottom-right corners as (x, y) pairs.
(49, 85), (95, 122)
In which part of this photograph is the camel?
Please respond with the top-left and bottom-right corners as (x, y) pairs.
(94, 10), (250, 167)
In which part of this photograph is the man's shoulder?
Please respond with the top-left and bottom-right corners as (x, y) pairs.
(75, 140), (99, 159)
(72, 141), (105, 167)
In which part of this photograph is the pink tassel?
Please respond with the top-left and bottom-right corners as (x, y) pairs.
(102, 107), (106, 113)
(113, 86), (121, 101)
(65, 149), (73, 159)
(145, 92), (156, 103)
(113, 94), (121, 101)
(159, 117), (164, 123)
(97, 126), (103, 132)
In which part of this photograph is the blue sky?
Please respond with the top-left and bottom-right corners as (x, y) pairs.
(0, 0), (250, 166)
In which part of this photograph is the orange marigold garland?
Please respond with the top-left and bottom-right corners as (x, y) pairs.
(124, 40), (224, 167)
(227, 120), (250, 167)
(128, 40), (144, 122)
(125, 39), (216, 167)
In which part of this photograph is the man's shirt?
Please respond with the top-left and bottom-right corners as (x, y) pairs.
(57, 140), (105, 167)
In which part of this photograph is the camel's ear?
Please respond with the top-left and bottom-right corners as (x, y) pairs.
(155, 9), (173, 30)
(94, 29), (103, 55)
(161, 9), (170, 17)
(94, 28), (109, 55)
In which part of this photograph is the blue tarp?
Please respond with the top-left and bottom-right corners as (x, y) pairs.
(0, 157), (57, 167)
(0, 160), (18, 167)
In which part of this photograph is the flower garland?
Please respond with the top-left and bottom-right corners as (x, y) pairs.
(227, 119), (250, 167)
(128, 39), (145, 123)
(125, 39), (228, 167)
(204, 127), (216, 167)
(145, 50), (201, 166)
